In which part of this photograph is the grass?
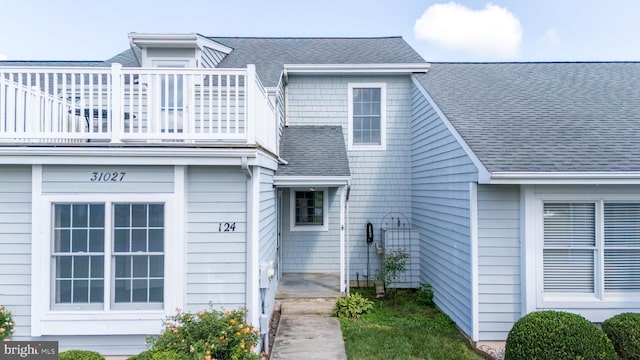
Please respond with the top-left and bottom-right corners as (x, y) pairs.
(339, 288), (485, 360)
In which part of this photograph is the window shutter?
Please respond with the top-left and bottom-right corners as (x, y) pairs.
(604, 203), (640, 291)
(543, 203), (595, 292)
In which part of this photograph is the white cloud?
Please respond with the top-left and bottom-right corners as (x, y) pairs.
(538, 28), (561, 48)
(414, 2), (522, 59)
(0, 54), (7, 60)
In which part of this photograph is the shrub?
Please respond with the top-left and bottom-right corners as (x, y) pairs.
(127, 349), (190, 360)
(504, 310), (617, 360)
(334, 293), (373, 319)
(59, 350), (105, 360)
(416, 283), (434, 306)
(603, 312), (640, 359)
(0, 305), (14, 341)
(145, 306), (260, 360)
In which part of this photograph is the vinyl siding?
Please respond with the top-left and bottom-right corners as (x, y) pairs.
(286, 75), (413, 280)
(0, 166), (31, 340)
(477, 185), (521, 341)
(258, 167), (278, 318)
(186, 166), (247, 310)
(411, 83), (478, 338)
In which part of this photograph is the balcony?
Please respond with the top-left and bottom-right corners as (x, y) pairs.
(0, 64), (277, 153)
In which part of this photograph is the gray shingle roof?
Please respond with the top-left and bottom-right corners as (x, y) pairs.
(276, 125), (350, 177)
(415, 62), (640, 173)
(210, 37), (426, 87)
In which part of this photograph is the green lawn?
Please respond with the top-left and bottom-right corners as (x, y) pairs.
(339, 288), (485, 360)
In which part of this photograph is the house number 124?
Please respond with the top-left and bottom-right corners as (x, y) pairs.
(219, 222), (237, 232)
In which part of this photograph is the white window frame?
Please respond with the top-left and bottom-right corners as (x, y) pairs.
(347, 83), (387, 151)
(530, 191), (640, 318)
(290, 188), (329, 232)
(32, 193), (183, 336)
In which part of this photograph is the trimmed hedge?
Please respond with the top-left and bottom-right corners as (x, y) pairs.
(59, 350), (105, 360)
(504, 310), (617, 360)
(603, 312), (640, 360)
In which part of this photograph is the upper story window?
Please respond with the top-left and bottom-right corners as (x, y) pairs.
(348, 83), (386, 151)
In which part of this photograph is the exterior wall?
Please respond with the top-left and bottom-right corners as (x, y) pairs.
(477, 185), (521, 341)
(410, 83), (478, 338)
(258, 167), (278, 321)
(0, 166), (31, 340)
(286, 75), (414, 280)
(186, 166), (247, 310)
(281, 188), (341, 272)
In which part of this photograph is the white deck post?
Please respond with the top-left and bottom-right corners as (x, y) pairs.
(340, 186), (346, 293)
(245, 65), (256, 145)
(110, 63), (123, 143)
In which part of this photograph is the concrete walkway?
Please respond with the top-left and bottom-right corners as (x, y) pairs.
(269, 314), (347, 360)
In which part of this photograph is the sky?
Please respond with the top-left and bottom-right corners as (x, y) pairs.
(2, 0), (640, 62)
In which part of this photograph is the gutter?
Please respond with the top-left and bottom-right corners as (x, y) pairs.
(488, 172), (640, 185)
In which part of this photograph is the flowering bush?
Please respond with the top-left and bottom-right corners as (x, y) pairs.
(0, 305), (14, 341)
(143, 307), (260, 360)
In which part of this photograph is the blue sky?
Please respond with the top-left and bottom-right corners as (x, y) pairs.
(2, 0), (640, 62)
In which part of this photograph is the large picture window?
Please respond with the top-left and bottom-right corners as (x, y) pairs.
(348, 83), (386, 150)
(542, 201), (640, 296)
(52, 202), (164, 310)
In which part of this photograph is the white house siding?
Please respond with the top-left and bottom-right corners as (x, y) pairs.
(285, 75), (413, 281)
(477, 185), (521, 341)
(186, 166), (247, 310)
(280, 188), (341, 272)
(258, 167), (278, 320)
(410, 84), (478, 338)
(0, 166), (31, 339)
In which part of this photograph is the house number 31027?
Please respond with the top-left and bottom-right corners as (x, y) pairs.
(219, 222), (237, 232)
(90, 171), (126, 182)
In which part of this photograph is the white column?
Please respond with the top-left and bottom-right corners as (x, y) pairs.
(245, 65), (256, 145)
(340, 186), (346, 293)
(110, 63), (123, 143)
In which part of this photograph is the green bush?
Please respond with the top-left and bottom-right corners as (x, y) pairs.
(504, 310), (617, 360)
(0, 305), (14, 341)
(144, 306), (260, 360)
(416, 283), (434, 306)
(603, 312), (640, 359)
(334, 293), (373, 319)
(59, 350), (105, 360)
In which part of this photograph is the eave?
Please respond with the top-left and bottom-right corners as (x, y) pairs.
(273, 175), (351, 187)
(487, 172), (640, 185)
(128, 33), (232, 54)
(283, 63), (430, 79)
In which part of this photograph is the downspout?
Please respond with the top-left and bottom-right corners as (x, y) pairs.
(346, 184), (351, 295)
(242, 156), (260, 351)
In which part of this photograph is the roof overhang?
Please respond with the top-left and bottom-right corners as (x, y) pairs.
(273, 176), (351, 187)
(487, 172), (640, 185)
(128, 33), (232, 54)
(283, 63), (430, 79)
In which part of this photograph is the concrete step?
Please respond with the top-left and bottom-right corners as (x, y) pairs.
(279, 297), (338, 316)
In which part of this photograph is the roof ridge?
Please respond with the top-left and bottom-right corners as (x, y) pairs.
(429, 61), (640, 64)
(208, 36), (403, 40)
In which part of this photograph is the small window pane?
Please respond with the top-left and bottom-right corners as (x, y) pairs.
(132, 279), (148, 302)
(149, 205), (164, 227)
(89, 229), (104, 252)
(73, 256), (89, 278)
(133, 256), (148, 277)
(90, 280), (104, 303)
(57, 280), (72, 303)
(57, 256), (73, 278)
(71, 229), (88, 252)
(114, 204), (130, 227)
(148, 229), (164, 252)
(89, 204), (104, 227)
(149, 279), (164, 302)
(115, 280), (130, 303)
(55, 205), (71, 227)
(132, 204), (147, 227)
(131, 229), (147, 252)
(114, 229), (130, 252)
(73, 280), (89, 303)
(55, 230), (71, 253)
(115, 256), (131, 277)
(149, 256), (164, 277)
(72, 204), (88, 227)
(90, 256), (104, 278)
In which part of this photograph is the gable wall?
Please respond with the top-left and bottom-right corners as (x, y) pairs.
(411, 82), (478, 338)
(286, 75), (414, 280)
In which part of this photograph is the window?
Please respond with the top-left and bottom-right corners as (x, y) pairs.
(290, 189), (328, 231)
(348, 83), (386, 150)
(52, 202), (164, 310)
(542, 201), (640, 296)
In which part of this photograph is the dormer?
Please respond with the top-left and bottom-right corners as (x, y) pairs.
(128, 33), (232, 68)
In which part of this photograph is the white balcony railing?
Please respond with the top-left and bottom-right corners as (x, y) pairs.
(0, 64), (277, 152)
